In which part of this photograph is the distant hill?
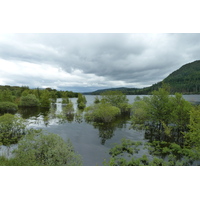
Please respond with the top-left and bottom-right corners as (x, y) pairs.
(85, 60), (200, 95)
(83, 87), (140, 95)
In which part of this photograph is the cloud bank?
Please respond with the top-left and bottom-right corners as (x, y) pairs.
(0, 33), (200, 92)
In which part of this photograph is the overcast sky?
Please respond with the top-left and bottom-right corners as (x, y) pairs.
(0, 33), (199, 92)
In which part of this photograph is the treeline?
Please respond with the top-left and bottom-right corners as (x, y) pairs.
(0, 85), (78, 113)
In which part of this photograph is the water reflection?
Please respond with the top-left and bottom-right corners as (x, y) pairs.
(86, 114), (130, 145)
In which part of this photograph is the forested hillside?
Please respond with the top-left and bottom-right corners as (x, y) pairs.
(162, 60), (200, 93)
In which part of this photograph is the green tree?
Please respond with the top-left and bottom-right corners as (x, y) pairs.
(77, 93), (87, 109)
(0, 89), (14, 102)
(50, 91), (57, 103)
(148, 86), (172, 126)
(12, 130), (82, 166)
(170, 93), (192, 131)
(131, 86), (192, 138)
(184, 105), (200, 159)
(101, 91), (130, 113)
(40, 90), (51, 108)
(0, 102), (18, 113)
(94, 96), (100, 104)
(0, 114), (27, 146)
(63, 100), (74, 115)
(19, 94), (40, 107)
(85, 102), (120, 123)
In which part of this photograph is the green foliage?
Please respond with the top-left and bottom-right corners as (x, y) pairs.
(184, 105), (200, 159)
(61, 92), (69, 104)
(77, 93), (87, 109)
(131, 86), (192, 137)
(0, 114), (27, 146)
(21, 89), (31, 97)
(170, 93), (192, 129)
(101, 91), (130, 113)
(12, 130), (82, 166)
(107, 86), (198, 166)
(63, 100), (74, 115)
(40, 90), (51, 108)
(62, 97), (69, 104)
(0, 102), (18, 113)
(0, 89), (14, 102)
(109, 138), (142, 157)
(50, 91), (57, 103)
(148, 86), (172, 125)
(94, 96), (100, 104)
(131, 96), (149, 130)
(85, 102), (120, 123)
(19, 94), (40, 107)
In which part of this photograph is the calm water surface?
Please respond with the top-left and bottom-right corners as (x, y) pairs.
(3, 95), (200, 166)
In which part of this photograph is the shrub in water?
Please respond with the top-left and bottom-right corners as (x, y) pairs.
(0, 102), (18, 113)
(85, 102), (120, 123)
(20, 94), (40, 107)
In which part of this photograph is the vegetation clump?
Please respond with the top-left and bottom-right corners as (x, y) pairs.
(11, 130), (82, 166)
(100, 91), (131, 114)
(63, 100), (74, 116)
(0, 102), (18, 113)
(40, 90), (51, 108)
(19, 94), (40, 107)
(85, 102), (120, 123)
(77, 93), (87, 109)
(0, 113), (27, 146)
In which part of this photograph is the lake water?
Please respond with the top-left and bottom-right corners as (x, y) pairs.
(1, 95), (200, 165)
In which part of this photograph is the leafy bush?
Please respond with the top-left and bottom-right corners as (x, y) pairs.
(77, 93), (87, 109)
(100, 91), (131, 113)
(12, 130), (82, 166)
(0, 113), (27, 145)
(63, 100), (74, 115)
(62, 97), (69, 104)
(0, 102), (18, 113)
(19, 94), (40, 107)
(85, 103), (120, 123)
(40, 90), (51, 108)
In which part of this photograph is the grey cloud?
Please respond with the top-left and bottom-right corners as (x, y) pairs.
(0, 33), (200, 91)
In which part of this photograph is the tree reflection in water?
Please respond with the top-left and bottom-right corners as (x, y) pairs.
(88, 114), (130, 145)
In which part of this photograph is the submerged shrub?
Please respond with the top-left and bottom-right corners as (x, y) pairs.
(77, 93), (87, 109)
(101, 91), (130, 113)
(19, 94), (40, 107)
(0, 102), (18, 114)
(12, 130), (82, 166)
(0, 113), (27, 145)
(63, 100), (74, 115)
(85, 103), (120, 123)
